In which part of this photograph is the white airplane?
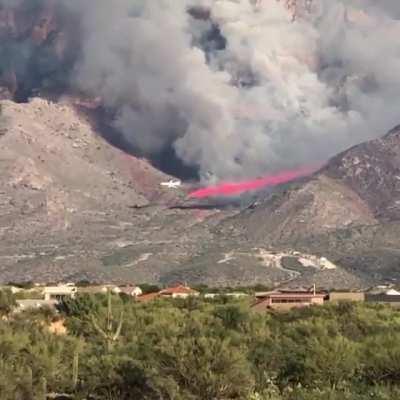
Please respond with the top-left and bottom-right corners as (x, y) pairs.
(160, 179), (182, 189)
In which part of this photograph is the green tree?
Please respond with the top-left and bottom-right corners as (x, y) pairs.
(361, 332), (400, 383)
(0, 289), (16, 318)
(152, 335), (254, 399)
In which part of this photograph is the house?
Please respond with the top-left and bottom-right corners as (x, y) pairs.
(136, 285), (200, 301)
(77, 284), (121, 295)
(252, 290), (325, 311)
(204, 292), (249, 299)
(15, 299), (58, 313)
(43, 284), (77, 301)
(78, 284), (142, 297)
(77, 285), (110, 295)
(159, 285), (200, 299)
(0, 285), (23, 294)
(365, 289), (400, 307)
(119, 285), (143, 297)
(136, 292), (160, 302)
(225, 292), (249, 298)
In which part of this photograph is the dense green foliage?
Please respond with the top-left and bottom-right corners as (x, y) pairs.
(1, 291), (400, 399)
(0, 289), (16, 317)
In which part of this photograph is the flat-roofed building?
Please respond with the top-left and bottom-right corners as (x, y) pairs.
(204, 292), (248, 299)
(252, 291), (325, 311)
(329, 292), (365, 302)
(159, 285), (199, 299)
(43, 285), (77, 301)
(365, 291), (400, 307)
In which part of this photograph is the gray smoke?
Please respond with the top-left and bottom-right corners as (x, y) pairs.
(66, 0), (400, 181)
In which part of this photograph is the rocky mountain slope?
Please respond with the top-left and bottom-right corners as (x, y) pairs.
(0, 97), (399, 288)
(0, 98), (271, 286)
(0, 98), (192, 283)
(217, 125), (400, 286)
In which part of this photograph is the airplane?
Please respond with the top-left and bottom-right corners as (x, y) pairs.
(160, 179), (182, 189)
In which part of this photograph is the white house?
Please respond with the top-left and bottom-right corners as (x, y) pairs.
(43, 284), (77, 301)
(159, 285), (199, 299)
(119, 286), (143, 297)
(15, 299), (58, 313)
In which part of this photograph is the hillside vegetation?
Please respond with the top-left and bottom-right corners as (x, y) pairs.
(1, 291), (400, 399)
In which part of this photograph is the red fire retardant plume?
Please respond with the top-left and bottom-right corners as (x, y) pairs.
(188, 166), (319, 199)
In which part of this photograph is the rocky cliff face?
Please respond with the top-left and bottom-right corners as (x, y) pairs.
(0, 0), (73, 101)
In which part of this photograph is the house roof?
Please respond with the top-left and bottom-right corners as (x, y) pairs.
(255, 289), (327, 299)
(159, 285), (199, 295)
(269, 293), (325, 299)
(119, 286), (142, 295)
(256, 291), (325, 299)
(136, 292), (160, 302)
(43, 286), (77, 294)
(78, 286), (108, 294)
(386, 289), (400, 296)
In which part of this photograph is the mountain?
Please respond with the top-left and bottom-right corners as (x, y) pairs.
(0, 96), (399, 288)
(0, 98), (190, 283)
(0, 97), (262, 286)
(216, 125), (400, 287)
(0, 1), (399, 288)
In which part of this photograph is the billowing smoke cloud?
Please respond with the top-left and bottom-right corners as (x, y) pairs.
(2, 0), (400, 181)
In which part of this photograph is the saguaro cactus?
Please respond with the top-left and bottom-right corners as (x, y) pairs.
(91, 290), (123, 352)
(39, 377), (47, 400)
(24, 366), (34, 400)
(72, 349), (79, 390)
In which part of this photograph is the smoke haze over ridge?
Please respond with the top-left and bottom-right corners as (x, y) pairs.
(1, 0), (400, 181)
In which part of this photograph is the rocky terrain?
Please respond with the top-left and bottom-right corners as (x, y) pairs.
(0, 98), (267, 286)
(0, 96), (399, 288)
(217, 126), (400, 286)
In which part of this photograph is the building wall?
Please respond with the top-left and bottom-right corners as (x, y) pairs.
(171, 292), (199, 298)
(253, 296), (324, 311)
(43, 286), (77, 301)
(329, 292), (365, 302)
(270, 302), (311, 311)
(365, 294), (400, 307)
(310, 297), (325, 305)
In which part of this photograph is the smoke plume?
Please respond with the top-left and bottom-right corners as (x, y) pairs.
(1, 0), (400, 181)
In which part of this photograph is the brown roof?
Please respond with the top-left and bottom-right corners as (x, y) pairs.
(159, 285), (199, 295)
(136, 292), (159, 302)
(268, 293), (325, 298)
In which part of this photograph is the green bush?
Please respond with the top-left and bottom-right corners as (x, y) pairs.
(0, 297), (400, 398)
